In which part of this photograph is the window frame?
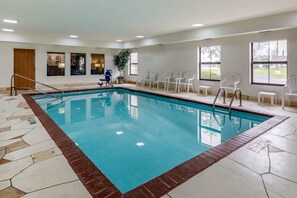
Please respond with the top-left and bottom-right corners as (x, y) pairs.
(70, 53), (86, 76)
(198, 46), (221, 81)
(47, 52), (65, 77)
(129, 52), (138, 76)
(250, 40), (288, 86)
(91, 53), (105, 75)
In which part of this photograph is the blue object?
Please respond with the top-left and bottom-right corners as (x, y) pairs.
(99, 69), (112, 86)
(33, 89), (269, 193)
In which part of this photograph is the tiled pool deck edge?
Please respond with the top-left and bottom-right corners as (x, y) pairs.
(22, 88), (289, 198)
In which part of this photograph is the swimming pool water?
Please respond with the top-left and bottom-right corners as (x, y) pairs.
(33, 89), (269, 193)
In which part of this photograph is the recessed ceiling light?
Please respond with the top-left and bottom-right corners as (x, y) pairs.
(136, 35), (144, 38)
(3, 19), (18, 24)
(116, 40), (123, 42)
(69, 35), (78, 38)
(192, 24), (204, 27)
(2, 28), (14, 32)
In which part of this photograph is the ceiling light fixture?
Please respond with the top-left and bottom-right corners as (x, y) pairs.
(2, 28), (14, 32)
(69, 35), (78, 38)
(116, 40), (123, 42)
(136, 35), (144, 38)
(192, 24), (204, 27)
(3, 19), (18, 24)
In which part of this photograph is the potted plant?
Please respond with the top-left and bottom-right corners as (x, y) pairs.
(113, 49), (131, 84)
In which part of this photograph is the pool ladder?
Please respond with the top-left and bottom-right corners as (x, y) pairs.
(10, 74), (64, 100)
(213, 88), (242, 114)
(212, 110), (242, 132)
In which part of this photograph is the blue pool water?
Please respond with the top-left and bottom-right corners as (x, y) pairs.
(33, 89), (269, 193)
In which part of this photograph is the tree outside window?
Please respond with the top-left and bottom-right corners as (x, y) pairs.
(251, 40), (287, 85)
(199, 46), (221, 81)
(129, 52), (138, 75)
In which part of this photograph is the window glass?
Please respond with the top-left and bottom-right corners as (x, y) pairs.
(129, 52), (138, 75)
(251, 40), (287, 85)
(91, 54), (105, 75)
(71, 53), (86, 75)
(199, 46), (221, 80)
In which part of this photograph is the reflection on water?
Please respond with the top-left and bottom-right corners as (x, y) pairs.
(36, 89), (268, 193)
(71, 100), (86, 123)
(128, 95), (138, 119)
(43, 91), (263, 148)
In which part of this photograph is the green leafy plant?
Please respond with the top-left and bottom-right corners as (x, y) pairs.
(113, 49), (131, 83)
(116, 76), (126, 83)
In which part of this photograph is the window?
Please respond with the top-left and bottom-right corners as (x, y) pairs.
(129, 52), (138, 75)
(251, 40), (287, 85)
(47, 52), (65, 76)
(91, 54), (105, 75)
(199, 46), (221, 80)
(71, 53), (86, 75)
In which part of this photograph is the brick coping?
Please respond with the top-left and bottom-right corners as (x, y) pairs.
(23, 87), (288, 198)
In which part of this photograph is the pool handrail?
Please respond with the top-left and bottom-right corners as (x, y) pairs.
(10, 74), (64, 99)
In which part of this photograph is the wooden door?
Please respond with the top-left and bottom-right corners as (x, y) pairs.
(14, 49), (35, 89)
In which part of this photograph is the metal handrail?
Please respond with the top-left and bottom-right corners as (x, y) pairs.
(213, 88), (226, 109)
(213, 88), (243, 115)
(228, 88), (242, 112)
(10, 74), (64, 99)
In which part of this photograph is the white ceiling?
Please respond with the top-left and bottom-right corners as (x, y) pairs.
(1, 0), (297, 42)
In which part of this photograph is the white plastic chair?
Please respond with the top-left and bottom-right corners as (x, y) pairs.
(136, 72), (148, 87)
(282, 76), (297, 109)
(167, 71), (183, 92)
(220, 73), (240, 92)
(153, 71), (172, 90)
(178, 72), (195, 93)
(143, 71), (157, 88)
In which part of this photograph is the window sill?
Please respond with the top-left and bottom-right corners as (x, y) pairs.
(251, 83), (285, 86)
(199, 79), (220, 82)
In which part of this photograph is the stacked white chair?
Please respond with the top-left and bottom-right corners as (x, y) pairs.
(143, 71), (157, 88)
(136, 72), (149, 87)
(167, 71), (183, 92)
(177, 72), (195, 93)
(153, 71), (172, 90)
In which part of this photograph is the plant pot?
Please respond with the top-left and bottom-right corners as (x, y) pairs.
(117, 79), (124, 84)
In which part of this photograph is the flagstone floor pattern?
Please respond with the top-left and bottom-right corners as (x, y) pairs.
(0, 84), (297, 198)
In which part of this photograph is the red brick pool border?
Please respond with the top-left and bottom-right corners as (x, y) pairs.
(23, 87), (288, 198)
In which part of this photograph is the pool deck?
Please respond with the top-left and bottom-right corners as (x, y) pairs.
(1, 84), (297, 198)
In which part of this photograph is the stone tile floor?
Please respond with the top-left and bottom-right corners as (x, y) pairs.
(1, 84), (297, 198)
(0, 93), (91, 198)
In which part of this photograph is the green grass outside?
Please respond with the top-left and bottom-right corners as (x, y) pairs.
(253, 68), (287, 80)
(201, 68), (221, 80)
(201, 68), (287, 81)
(253, 68), (286, 75)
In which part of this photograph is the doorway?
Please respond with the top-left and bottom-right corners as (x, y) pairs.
(14, 49), (35, 88)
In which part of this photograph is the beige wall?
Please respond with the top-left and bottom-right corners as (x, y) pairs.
(0, 42), (118, 88)
(125, 28), (297, 99)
